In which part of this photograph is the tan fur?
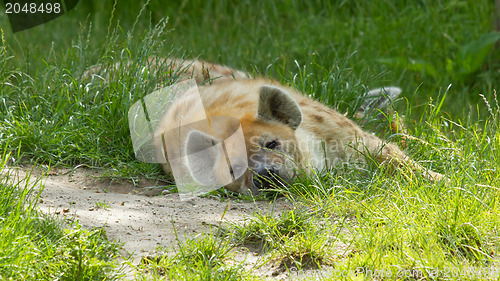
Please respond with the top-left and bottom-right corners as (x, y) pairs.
(154, 59), (444, 195)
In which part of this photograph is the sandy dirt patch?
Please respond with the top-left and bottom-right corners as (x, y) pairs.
(7, 165), (306, 279)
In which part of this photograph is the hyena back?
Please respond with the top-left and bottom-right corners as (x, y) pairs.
(154, 59), (444, 195)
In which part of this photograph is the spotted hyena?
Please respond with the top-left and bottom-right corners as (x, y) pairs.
(153, 59), (444, 195)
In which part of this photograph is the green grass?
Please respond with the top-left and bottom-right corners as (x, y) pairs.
(0, 154), (123, 280)
(95, 200), (110, 210)
(1, 0), (500, 279)
(1, 0), (498, 176)
(137, 227), (259, 281)
(230, 208), (339, 271)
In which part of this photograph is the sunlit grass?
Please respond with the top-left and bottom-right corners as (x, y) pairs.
(0, 153), (124, 279)
(0, 0), (499, 279)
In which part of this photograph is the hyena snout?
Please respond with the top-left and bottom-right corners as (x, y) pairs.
(252, 164), (284, 189)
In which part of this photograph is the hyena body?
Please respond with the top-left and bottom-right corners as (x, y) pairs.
(154, 59), (443, 195)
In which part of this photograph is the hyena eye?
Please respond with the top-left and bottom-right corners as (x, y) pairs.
(265, 140), (279, 150)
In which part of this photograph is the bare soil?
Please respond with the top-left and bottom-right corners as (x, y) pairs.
(7, 165), (326, 279)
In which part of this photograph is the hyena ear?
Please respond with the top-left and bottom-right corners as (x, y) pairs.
(185, 130), (220, 186)
(257, 85), (302, 130)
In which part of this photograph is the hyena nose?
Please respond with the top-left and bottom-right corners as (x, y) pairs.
(253, 166), (279, 189)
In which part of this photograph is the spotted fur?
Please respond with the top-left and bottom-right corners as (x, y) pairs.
(154, 59), (444, 195)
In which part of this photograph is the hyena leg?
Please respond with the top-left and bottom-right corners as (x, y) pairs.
(357, 88), (444, 181)
(363, 134), (445, 181)
(164, 58), (250, 84)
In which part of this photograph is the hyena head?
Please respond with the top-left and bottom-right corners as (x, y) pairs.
(183, 85), (303, 195)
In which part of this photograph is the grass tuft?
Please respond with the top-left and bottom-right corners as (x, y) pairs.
(0, 153), (123, 280)
(138, 227), (258, 281)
